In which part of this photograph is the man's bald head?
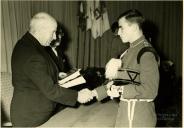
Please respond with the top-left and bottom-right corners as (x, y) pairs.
(29, 12), (57, 46)
(29, 12), (57, 33)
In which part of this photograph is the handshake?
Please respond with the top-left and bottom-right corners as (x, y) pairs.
(77, 81), (124, 104)
(77, 88), (97, 104)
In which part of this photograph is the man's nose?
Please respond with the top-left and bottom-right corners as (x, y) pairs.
(117, 28), (120, 36)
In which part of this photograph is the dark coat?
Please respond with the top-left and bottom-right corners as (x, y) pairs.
(11, 32), (78, 127)
(45, 46), (71, 73)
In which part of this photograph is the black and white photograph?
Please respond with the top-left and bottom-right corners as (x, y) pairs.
(1, 0), (182, 127)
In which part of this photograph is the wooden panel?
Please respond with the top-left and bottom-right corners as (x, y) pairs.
(40, 100), (118, 127)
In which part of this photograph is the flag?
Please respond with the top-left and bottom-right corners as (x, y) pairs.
(78, 1), (87, 31)
(86, 0), (110, 39)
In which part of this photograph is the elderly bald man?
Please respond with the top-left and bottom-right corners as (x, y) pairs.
(11, 12), (93, 127)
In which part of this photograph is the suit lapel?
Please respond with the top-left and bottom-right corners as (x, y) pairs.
(45, 47), (63, 72)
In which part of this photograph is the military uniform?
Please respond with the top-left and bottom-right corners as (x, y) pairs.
(96, 36), (159, 127)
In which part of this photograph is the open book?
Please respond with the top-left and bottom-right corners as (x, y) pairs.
(58, 69), (86, 88)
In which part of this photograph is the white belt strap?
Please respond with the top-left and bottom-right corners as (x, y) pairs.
(121, 98), (153, 128)
(127, 100), (136, 128)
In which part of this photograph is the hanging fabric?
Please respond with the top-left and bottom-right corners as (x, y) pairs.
(86, 0), (110, 39)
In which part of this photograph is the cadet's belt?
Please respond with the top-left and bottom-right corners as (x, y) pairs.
(112, 68), (140, 86)
(120, 98), (153, 128)
(120, 98), (153, 102)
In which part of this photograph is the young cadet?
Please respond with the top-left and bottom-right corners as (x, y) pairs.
(93, 9), (159, 127)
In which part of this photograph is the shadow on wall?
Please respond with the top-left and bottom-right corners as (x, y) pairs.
(142, 19), (159, 44)
(56, 21), (73, 72)
(155, 61), (182, 127)
(56, 21), (71, 52)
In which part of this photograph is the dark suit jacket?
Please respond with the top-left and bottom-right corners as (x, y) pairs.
(11, 32), (78, 127)
(45, 46), (70, 73)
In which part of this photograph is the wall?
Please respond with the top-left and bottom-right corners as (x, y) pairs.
(1, 1), (182, 78)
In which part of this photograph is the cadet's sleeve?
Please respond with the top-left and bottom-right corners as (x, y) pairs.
(123, 52), (159, 99)
(23, 55), (78, 106)
(95, 85), (108, 101)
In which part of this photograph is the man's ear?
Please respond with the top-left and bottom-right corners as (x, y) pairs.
(132, 23), (139, 31)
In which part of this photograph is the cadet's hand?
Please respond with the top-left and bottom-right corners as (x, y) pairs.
(105, 58), (121, 79)
(105, 81), (114, 89)
(107, 85), (121, 99)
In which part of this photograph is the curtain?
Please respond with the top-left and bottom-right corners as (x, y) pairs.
(1, 1), (182, 78)
(1, 1), (31, 72)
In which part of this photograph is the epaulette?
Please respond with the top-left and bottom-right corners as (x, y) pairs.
(137, 46), (159, 64)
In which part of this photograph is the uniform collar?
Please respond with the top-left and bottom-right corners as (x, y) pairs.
(130, 35), (145, 48)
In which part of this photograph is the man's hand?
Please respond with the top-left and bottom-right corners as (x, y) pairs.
(77, 88), (94, 104)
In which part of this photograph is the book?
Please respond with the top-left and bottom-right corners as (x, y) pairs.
(58, 69), (86, 88)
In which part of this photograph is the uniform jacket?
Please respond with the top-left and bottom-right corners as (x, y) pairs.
(96, 36), (159, 127)
(11, 32), (78, 127)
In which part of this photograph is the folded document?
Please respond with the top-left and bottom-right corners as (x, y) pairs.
(58, 69), (86, 88)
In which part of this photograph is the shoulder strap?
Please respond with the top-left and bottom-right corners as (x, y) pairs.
(137, 47), (159, 64)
